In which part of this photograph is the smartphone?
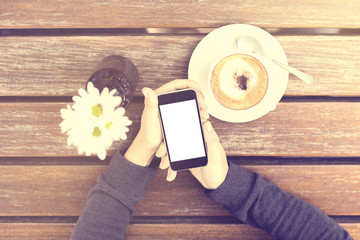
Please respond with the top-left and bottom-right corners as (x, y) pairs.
(158, 89), (208, 171)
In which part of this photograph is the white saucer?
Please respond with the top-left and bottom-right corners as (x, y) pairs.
(188, 24), (289, 123)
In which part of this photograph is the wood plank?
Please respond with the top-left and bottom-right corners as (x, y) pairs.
(125, 224), (272, 240)
(142, 165), (360, 217)
(0, 35), (359, 97)
(1, 102), (359, 157)
(0, 223), (75, 240)
(0, 102), (138, 157)
(1, 0), (359, 28)
(0, 223), (270, 240)
(0, 222), (358, 240)
(0, 223), (269, 240)
(217, 101), (360, 157)
(126, 223), (360, 240)
(0, 164), (359, 216)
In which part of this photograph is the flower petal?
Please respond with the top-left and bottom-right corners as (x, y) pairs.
(87, 81), (94, 89)
(108, 88), (116, 95)
(72, 96), (84, 104)
(88, 82), (100, 97)
(78, 88), (88, 99)
(97, 148), (107, 160)
(101, 87), (110, 96)
(116, 107), (125, 116)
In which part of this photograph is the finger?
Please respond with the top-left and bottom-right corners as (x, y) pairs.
(155, 79), (203, 95)
(155, 79), (208, 111)
(196, 90), (208, 110)
(200, 109), (210, 122)
(166, 167), (177, 182)
(155, 141), (167, 158)
(140, 87), (163, 148)
(159, 154), (170, 170)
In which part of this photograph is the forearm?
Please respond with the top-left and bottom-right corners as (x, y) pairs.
(71, 151), (157, 240)
(206, 161), (352, 240)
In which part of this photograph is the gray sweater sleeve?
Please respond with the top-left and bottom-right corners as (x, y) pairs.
(206, 161), (353, 240)
(70, 151), (157, 240)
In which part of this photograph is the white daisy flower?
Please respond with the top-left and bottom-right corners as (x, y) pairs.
(60, 82), (132, 160)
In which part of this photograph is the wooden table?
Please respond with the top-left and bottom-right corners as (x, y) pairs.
(1, 1), (360, 239)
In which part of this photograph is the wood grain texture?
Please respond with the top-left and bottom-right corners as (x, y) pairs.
(1, 0), (360, 28)
(0, 223), (75, 240)
(125, 224), (271, 240)
(1, 102), (359, 157)
(0, 36), (360, 97)
(125, 223), (360, 240)
(143, 165), (360, 217)
(0, 223), (358, 240)
(0, 164), (359, 216)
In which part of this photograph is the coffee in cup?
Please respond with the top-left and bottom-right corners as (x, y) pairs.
(209, 53), (268, 110)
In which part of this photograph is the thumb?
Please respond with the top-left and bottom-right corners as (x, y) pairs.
(142, 87), (158, 112)
(202, 121), (219, 145)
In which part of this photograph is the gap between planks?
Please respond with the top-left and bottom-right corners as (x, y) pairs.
(1, 96), (360, 103)
(1, 28), (360, 37)
(0, 156), (360, 166)
(0, 216), (359, 224)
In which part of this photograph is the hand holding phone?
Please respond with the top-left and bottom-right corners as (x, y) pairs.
(158, 89), (208, 171)
(157, 117), (229, 189)
(125, 79), (208, 167)
(189, 121), (229, 189)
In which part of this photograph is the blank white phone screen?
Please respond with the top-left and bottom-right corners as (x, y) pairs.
(160, 99), (206, 162)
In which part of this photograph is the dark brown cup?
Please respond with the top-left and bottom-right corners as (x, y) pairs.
(87, 55), (139, 109)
